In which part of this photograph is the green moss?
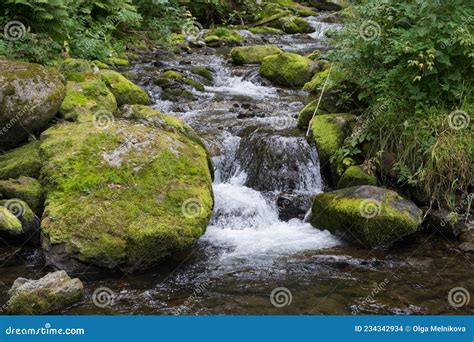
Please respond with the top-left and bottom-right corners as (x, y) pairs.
(0, 206), (22, 234)
(269, 15), (315, 34)
(260, 52), (316, 87)
(230, 45), (282, 65)
(0, 177), (43, 214)
(59, 58), (92, 82)
(310, 113), (356, 165)
(92, 60), (110, 69)
(203, 28), (245, 45)
(39, 119), (213, 272)
(248, 26), (284, 35)
(252, 10), (291, 27)
(100, 70), (150, 106)
(303, 67), (344, 94)
(310, 186), (422, 248)
(59, 78), (117, 122)
(275, 0), (318, 16)
(0, 141), (42, 180)
(161, 88), (195, 102)
(162, 70), (184, 80)
(191, 67), (214, 81)
(297, 99), (321, 129)
(106, 57), (129, 66)
(183, 78), (204, 92)
(337, 165), (377, 189)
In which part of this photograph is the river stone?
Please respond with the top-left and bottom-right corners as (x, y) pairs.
(0, 176), (43, 214)
(269, 15), (315, 34)
(0, 141), (42, 180)
(337, 166), (377, 189)
(0, 199), (40, 244)
(0, 206), (22, 236)
(260, 52), (317, 87)
(39, 114), (213, 273)
(5, 271), (83, 314)
(277, 192), (313, 221)
(230, 45), (282, 65)
(0, 60), (66, 149)
(310, 185), (423, 248)
(100, 70), (150, 106)
(423, 208), (470, 238)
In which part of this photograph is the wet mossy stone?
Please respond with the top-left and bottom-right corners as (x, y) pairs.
(0, 141), (42, 180)
(308, 0), (349, 11)
(309, 113), (356, 167)
(337, 165), (377, 189)
(0, 59), (66, 149)
(161, 88), (195, 102)
(0, 206), (22, 236)
(106, 57), (129, 67)
(310, 185), (422, 248)
(248, 26), (284, 35)
(260, 52), (317, 87)
(252, 10), (291, 27)
(39, 118), (213, 273)
(100, 70), (150, 106)
(231, 45), (282, 65)
(203, 28), (245, 46)
(269, 15), (315, 34)
(191, 67), (214, 82)
(0, 176), (43, 214)
(92, 60), (110, 70)
(59, 78), (117, 122)
(5, 271), (83, 314)
(59, 58), (93, 82)
(0, 199), (40, 244)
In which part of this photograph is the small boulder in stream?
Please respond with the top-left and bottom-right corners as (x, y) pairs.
(310, 185), (422, 248)
(230, 45), (282, 65)
(4, 271), (83, 314)
(260, 52), (317, 87)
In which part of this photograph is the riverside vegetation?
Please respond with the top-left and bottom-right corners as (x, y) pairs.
(0, 0), (472, 315)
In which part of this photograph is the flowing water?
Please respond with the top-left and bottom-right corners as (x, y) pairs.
(1, 13), (473, 315)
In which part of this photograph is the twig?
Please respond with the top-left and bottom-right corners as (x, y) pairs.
(306, 63), (333, 137)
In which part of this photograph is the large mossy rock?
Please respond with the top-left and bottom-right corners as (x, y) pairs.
(5, 271), (83, 314)
(260, 52), (317, 87)
(59, 58), (93, 82)
(309, 113), (356, 168)
(0, 176), (43, 214)
(310, 185), (423, 248)
(0, 60), (66, 149)
(337, 165), (377, 189)
(39, 110), (213, 273)
(0, 141), (42, 180)
(59, 78), (117, 122)
(230, 45), (282, 65)
(269, 15), (315, 34)
(100, 70), (150, 106)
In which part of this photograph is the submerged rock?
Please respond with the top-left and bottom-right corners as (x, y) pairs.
(310, 185), (422, 248)
(0, 141), (42, 180)
(337, 165), (377, 189)
(39, 112), (213, 273)
(260, 52), (317, 87)
(5, 271), (83, 314)
(0, 59), (66, 149)
(230, 45), (282, 65)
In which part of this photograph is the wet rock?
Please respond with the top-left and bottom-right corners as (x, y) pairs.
(0, 206), (22, 236)
(277, 192), (313, 221)
(337, 165), (377, 189)
(203, 28), (245, 47)
(308, 0), (348, 11)
(249, 27), (284, 35)
(191, 67), (214, 82)
(236, 128), (321, 193)
(39, 113), (213, 273)
(310, 185), (423, 248)
(0, 141), (42, 180)
(4, 271), (83, 314)
(230, 45), (282, 65)
(269, 15), (315, 34)
(100, 70), (150, 106)
(0, 59), (66, 149)
(0, 176), (43, 214)
(0, 199), (40, 245)
(260, 52), (317, 87)
(423, 208), (470, 238)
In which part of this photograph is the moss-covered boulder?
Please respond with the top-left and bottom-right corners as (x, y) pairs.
(269, 15), (315, 34)
(106, 57), (129, 67)
(154, 70), (204, 101)
(0, 141), (42, 180)
(309, 113), (356, 166)
(0, 206), (22, 236)
(231, 45), (282, 65)
(337, 166), (377, 189)
(310, 185), (422, 248)
(0, 176), (43, 214)
(308, 0), (349, 11)
(0, 199), (39, 243)
(0, 60), (66, 149)
(248, 26), (284, 35)
(39, 114), (213, 273)
(260, 52), (317, 87)
(191, 67), (214, 82)
(59, 78), (117, 122)
(5, 271), (83, 314)
(59, 58), (93, 82)
(100, 70), (150, 106)
(203, 28), (245, 46)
